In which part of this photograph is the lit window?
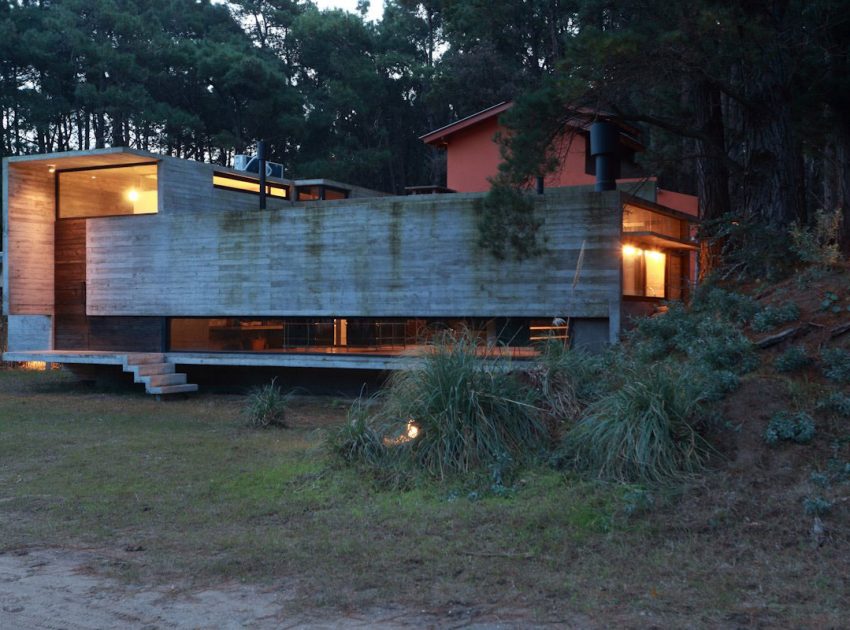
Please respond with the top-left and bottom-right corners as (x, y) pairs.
(58, 163), (158, 218)
(213, 172), (288, 198)
(623, 245), (666, 298)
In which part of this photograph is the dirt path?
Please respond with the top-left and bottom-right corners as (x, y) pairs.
(0, 548), (565, 629)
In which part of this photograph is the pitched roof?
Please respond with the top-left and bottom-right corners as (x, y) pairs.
(420, 101), (644, 151)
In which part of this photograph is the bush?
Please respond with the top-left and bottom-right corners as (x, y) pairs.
(774, 346), (813, 373)
(325, 396), (387, 466)
(821, 348), (850, 383)
(817, 392), (850, 417)
(764, 411), (815, 445)
(751, 303), (801, 333)
(690, 285), (761, 324)
(629, 297), (759, 374)
(244, 379), (292, 429)
(328, 332), (546, 481)
(803, 496), (833, 516)
(789, 209), (844, 268)
(703, 370), (741, 401)
(563, 362), (713, 483)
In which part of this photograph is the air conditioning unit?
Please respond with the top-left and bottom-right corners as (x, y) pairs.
(233, 154), (284, 179)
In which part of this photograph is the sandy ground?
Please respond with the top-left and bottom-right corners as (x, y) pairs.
(0, 548), (566, 630)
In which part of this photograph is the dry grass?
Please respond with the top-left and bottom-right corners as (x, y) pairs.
(0, 368), (848, 626)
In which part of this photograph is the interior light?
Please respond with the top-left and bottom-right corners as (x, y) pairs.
(622, 244), (640, 257)
(47, 164), (56, 173)
(645, 250), (665, 261)
(126, 188), (139, 202)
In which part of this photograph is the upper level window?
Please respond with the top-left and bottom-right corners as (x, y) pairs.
(213, 172), (288, 199)
(622, 204), (688, 241)
(296, 184), (349, 201)
(57, 163), (158, 219)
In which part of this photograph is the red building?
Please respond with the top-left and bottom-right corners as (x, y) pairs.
(420, 101), (698, 218)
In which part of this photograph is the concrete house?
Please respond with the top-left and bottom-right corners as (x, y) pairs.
(1, 108), (698, 394)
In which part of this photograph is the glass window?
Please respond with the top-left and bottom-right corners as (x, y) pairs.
(58, 163), (158, 218)
(623, 245), (666, 298)
(213, 172), (288, 198)
(623, 204), (687, 240)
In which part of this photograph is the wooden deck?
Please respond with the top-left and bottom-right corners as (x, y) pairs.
(3, 346), (538, 371)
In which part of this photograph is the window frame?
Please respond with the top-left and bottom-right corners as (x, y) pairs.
(55, 161), (160, 221)
(213, 171), (289, 200)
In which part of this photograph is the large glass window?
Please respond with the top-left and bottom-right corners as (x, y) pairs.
(623, 245), (666, 298)
(58, 163), (158, 218)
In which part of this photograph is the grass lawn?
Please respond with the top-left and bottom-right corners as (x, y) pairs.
(1, 368), (847, 626)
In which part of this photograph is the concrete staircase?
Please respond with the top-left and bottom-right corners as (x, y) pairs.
(122, 353), (198, 398)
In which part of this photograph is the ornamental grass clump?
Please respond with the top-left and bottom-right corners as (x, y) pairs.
(328, 331), (546, 481)
(244, 378), (292, 429)
(563, 362), (713, 483)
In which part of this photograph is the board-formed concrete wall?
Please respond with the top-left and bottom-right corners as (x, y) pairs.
(86, 156), (622, 320)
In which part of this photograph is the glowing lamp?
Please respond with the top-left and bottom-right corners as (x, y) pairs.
(622, 244), (640, 257)
(126, 189), (139, 202)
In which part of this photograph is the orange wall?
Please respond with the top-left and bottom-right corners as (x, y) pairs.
(445, 118), (504, 192)
(445, 122), (600, 192)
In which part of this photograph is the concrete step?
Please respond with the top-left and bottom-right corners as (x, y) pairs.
(148, 383), (199, 395)
(125, 353), (166, 366)
(135, 362), (176, 376)
(145, 372), (187, 387)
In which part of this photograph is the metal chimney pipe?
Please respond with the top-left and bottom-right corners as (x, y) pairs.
(589, 122), (619, 192)
(535, 176), (544, 195)
(257, 140), (267, 210)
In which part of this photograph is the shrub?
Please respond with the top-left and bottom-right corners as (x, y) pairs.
(789, 209), (844, 268)
(325, 396), (386, 466)
(244, 378), (292, 429)
(690, 285), (761, 324)
(764, 411), (815, 445)
(817, 392), (850, 417)
(821, 348), (850, 383)
(774, 346), (813, 373)
(563, 362), (713, 483)
(703, 370), (741, 401)
(803, 496), (833, 516)
(328, 332), (546, 481)
(751, 303), (801, 333)
(629, 299), (758, 374)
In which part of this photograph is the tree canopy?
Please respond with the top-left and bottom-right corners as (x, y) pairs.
(1, 0), (848, 252)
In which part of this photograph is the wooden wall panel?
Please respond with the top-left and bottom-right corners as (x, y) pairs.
(87, 169), (622, 319)
(54, 218), (162, 351)
(6, 164), (54, 315)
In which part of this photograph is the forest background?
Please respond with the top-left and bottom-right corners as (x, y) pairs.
(1, 0), (849, 250)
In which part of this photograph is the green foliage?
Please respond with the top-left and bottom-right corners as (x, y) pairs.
(630, 300), (759, 374)
(803, 496), (833, 516)
(821, 348), (850, 383)
(325, 397), (386, 466)
(751, 303), (801, 333)
(244, 379), (292, 429)
(700, 214), (797, 281)
(817, 392), (850, 417)
(703, 370), (741, 401)
(690, 285), (761, 324)
(789, 209), (844, 268)
(328, 332), (546, 481)
(818, 291), (849, 314)
(774, 346), (813, 373)
(563, 362), (713, 483)
(764, 411), (815, 446)
(474, 185), (544, 261)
